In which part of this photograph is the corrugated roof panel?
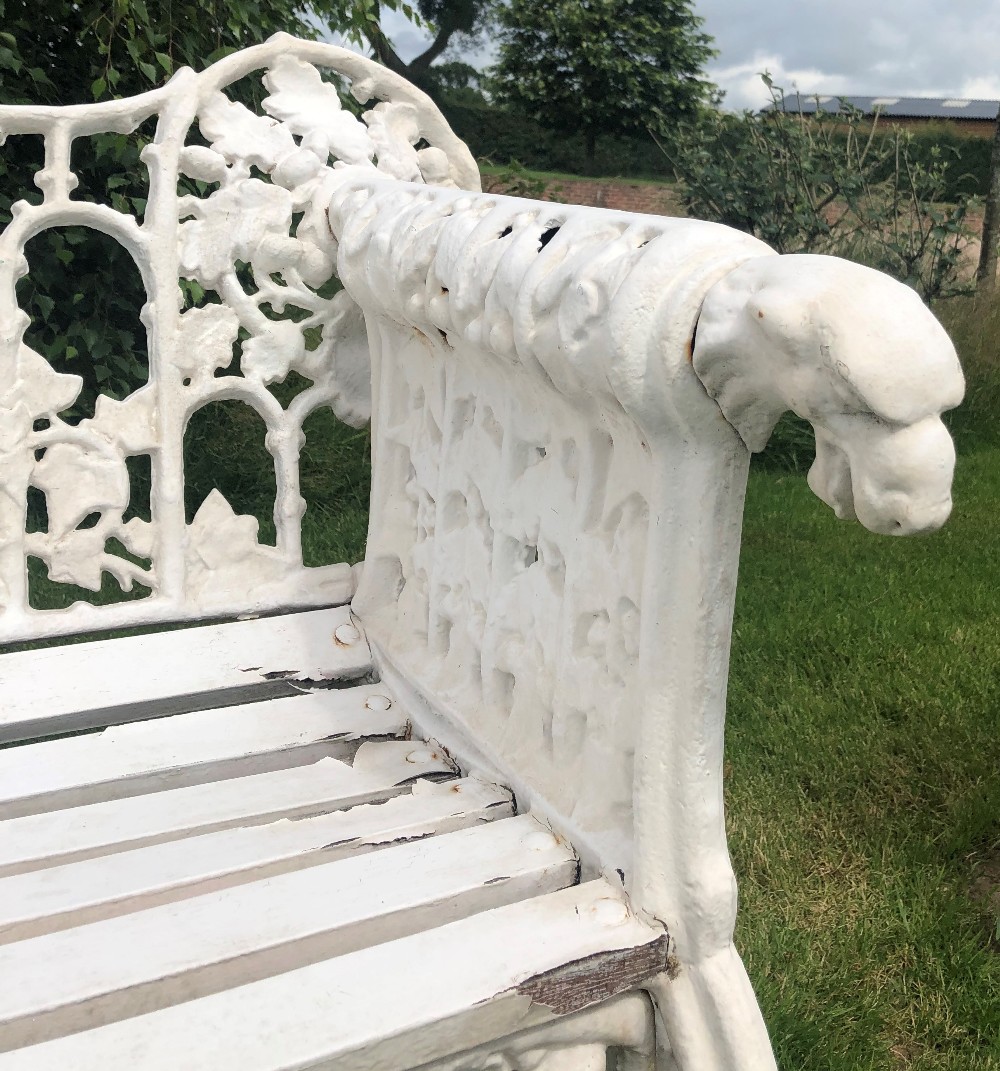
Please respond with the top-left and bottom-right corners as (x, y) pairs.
(767, 94), (1000, 120)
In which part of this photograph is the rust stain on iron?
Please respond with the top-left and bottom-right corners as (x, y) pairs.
(516, 934), (674, 1016)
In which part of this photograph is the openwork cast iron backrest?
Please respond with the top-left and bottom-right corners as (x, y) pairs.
(0, 35), (477, 644)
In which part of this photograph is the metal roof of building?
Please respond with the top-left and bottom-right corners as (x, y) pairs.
(766, 94), (1000, 120)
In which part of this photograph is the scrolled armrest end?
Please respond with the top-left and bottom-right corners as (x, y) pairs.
(692, 253), (965, 535)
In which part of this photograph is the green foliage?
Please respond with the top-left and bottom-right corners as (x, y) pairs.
(0, 0), (333, 106)
(729, 443), (1000, 1070)
(665, 80), (977, 303)
(884, 123), (993, 201)
(442, 94), (994, 191)
(490, 0), (716, 167)
(485, 158), (561, 200)
(0, 0), (399, 422)
(440, 97), (673, 178)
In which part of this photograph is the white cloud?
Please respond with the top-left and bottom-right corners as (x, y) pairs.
(319, 0), (1000, 115)
(697, 0), (1000, 110)
(709, 56), (854, 111)
(960, 76), (1000, 100)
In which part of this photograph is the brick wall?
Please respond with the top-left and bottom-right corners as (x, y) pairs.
(484, 175), (683, 218)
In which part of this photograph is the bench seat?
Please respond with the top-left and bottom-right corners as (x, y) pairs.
(0, 610), (666, 1066)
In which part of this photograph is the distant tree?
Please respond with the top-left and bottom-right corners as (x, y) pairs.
(490, 0), (717, 172)
(355, 0), (494, 92)
(420, 60), (489, 106)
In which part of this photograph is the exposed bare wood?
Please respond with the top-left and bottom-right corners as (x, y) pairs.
(977, 112), (1000, 289)
(0, 744), (456, 877)
(517, 934), (675, 1016)
(0, 608), (374, 745)
(0, 815), (578, 1052)
(0, 779), (513, 943)
(0, 882), (663, 1071)
(0, 684), (405, 820)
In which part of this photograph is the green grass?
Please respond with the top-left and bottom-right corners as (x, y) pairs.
(729, 451), (1000, 1069)
(726, 292), (1000, 1068)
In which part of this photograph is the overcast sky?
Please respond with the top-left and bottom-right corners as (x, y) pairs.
(372, 0), (1000, 111)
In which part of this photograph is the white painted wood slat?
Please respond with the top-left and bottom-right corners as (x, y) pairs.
(0, 880), (667, 1071)
(0, 814), (578, 1052)
(0, 684), (404, 820)
(0, 743), (456, 878)
(0, 778), (513, 943)
(0, 607), (373, 744)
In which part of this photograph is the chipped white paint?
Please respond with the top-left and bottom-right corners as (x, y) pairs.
(0, 880), (664, 1071)
(0, 35), (965, 1071)
(0, 814), (577, 1051)
(0, 683), (404, 819)
(0, 35), (476, 644)
(0, 606), (372, 743)
(329, 175), (962, 1067)
(0, 745), (456, 877)
(693, 254), (964, 535)
(0, 778), (513, 943)
(417, 993), (655, 1071)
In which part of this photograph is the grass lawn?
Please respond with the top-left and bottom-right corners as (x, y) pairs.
(729, 447), (1000, 1069)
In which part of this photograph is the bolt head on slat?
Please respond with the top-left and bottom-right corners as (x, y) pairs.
(523, 830), (560, 852)
(406, 748), (436, 764)
(589, 898), (630, 926)
(334, 623), (361, 646)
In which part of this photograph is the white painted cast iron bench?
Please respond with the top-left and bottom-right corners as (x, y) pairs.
(0, 36), (965, 1071)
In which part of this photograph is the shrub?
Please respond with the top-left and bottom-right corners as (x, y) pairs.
(663, 79), (977, 303)
(440, 99), (672, 178)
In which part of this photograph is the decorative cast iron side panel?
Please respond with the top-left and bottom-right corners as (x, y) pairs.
(0, 36), (478, 643)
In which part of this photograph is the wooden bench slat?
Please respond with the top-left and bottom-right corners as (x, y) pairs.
(0, 742), (456, 878)
(0, 778), (513, 943)
(0, 684), (405, 820)
(0, 814), (578, 1052)
(1, 880), (666, 1071)
(0, 607), (373, 744)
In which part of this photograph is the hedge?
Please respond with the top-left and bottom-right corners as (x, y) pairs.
(438, 101), (994, 199)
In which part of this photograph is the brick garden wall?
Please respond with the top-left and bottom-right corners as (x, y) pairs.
(484, 175), (683, 217)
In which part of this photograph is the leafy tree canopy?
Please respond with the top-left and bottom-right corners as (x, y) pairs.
(0, 0), (406, 104)
(491, 0), (717, 169)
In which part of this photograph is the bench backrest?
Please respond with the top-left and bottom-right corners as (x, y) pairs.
(0, 36), (475, 645)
